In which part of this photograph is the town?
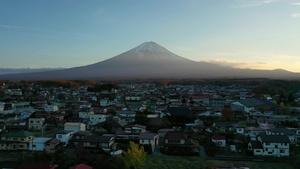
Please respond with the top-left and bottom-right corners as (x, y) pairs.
(0, 79), (299, 169)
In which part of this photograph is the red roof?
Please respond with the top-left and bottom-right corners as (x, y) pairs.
(212, 136), (226, 140)
(69, 164), (93, 169)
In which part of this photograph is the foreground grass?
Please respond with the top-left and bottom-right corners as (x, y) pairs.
(144, 156), (296, 169)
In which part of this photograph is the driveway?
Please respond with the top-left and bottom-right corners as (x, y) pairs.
(150, 146), (169, 157)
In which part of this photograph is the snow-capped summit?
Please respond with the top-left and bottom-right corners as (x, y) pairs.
(111, 41), (188, 61)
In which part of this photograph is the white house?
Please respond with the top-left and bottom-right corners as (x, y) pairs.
(89, 114), (106, 126)
(64, 122), (86, 132)
(56, 130), (73, 146)
(139, 133), (158, 152)
(248, 135), (290, 157)
(116, 110), (136, 123)
(28, 137), (52, 151)
(212, 136), (226, 148)
(44, 105), (58, 112)
(28, 118), (45, 130)
(78, 108), (94, 119)
(125, 95), (141, 102)
(0, 102), (4, 112)
(100, 99), (110, 107)
(116, 124), (146, 140)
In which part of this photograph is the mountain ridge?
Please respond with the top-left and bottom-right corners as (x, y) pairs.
(0, 42), (299, 80)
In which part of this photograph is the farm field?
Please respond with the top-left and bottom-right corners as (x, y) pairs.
(144, 156), (296, 169)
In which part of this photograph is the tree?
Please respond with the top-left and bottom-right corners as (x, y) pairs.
(123, 141), (147, 169)
(222, 108), (234, 121)
(135, 113), (148, 125)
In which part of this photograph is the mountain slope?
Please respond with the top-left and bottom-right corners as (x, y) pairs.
(0, 42), (299, 80)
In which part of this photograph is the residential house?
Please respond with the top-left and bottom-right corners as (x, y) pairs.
(82, 135), (115, 151)
(265, 128), (297, 143)
(139, 133), (158, 152)
(0, 102), (4, 112)
(44, 105), (58, 112)
(28, 137), (52, 151)
(212, 136), (226, 148)
(116, 110), (136, 123)
(248, 135), (290, 157)
(116, 124), (146, 140)
(64, 122), (86, 132)
(56, 130), (73, 146)
(204, 98), (226, 110)
(160, 131), (200, 155)
(45, 138), (63, 153)
(166, 106), (193, 124)
(249, 113), (272, 124)
(245, 127), (265, 141)
(78, 108), (94, 119)
(5, 119), (27, 131)
(157, 128), (174, 138)
(125, 95), (141, 102)
(233, 122), (247, 134)
(95, 120), (124, 133)
(70, 130), (92, 147)
(100, 99), (111, 107)
(89, 113), (106, 126)
(28, 118), (45, 131)
(213, 121), (236, 132)
(0, 130), (35, 150)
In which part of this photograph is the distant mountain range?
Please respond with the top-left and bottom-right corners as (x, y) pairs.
(0, 68), (64, 75)
(1, 42), (300, 80)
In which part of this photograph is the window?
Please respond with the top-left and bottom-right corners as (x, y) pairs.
(280, 150), (285, 153)
(13, 138), (18, 141)
(58, 135), (62, 138)
(33, 145), (36, 147)
(266, 143), (270, 146)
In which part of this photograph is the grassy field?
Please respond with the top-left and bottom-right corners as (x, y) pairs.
(143, 156), (296, 169)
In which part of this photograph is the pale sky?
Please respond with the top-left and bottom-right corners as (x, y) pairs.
(1, 0), (300, 72)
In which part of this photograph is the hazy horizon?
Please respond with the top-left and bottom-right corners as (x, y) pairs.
(1, 0), (300, 73)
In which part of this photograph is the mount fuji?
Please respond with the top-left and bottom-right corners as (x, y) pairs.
(1, 42), (300, 80)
